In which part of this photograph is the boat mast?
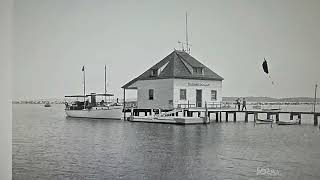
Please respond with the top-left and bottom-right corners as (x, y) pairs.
(314, 83), (318, 113)
(83, 65), (86, 109)
(105, 65), (107, 103)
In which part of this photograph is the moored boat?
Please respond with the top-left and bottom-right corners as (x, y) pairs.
(64, 65), (122, 120)
(277, 119), (301, 125)
(65, 94), (122, 120)
(44, 102), (51, 107)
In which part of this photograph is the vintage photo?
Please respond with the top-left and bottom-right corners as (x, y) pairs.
(11, 0), (320, 179)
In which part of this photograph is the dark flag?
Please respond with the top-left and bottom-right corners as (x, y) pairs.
(262, 58), (274, 85)
(262, 58), (269, 74)
(82, 66), (85, 71)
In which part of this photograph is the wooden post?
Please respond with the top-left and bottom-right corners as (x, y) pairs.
(204, 102), (209, 124)
(216, 112), (219, 122)
(314, 84), (317, 113)
(226, 112), (228, 122)
(219, 112), (222, 122)
(276, 113), (279, 122)
(130, 108), (133, 121)
(314, 113), (318, 126)
(290, 113), (293, 120)
(233, 112), (236, 122)
(267, 113), (270, 119)
(183, 110), (186, 117)
(245, 112), (248, 122)
(123, 88), (126, 120)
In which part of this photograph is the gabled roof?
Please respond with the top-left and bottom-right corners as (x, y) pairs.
(122, 50), (224, 89)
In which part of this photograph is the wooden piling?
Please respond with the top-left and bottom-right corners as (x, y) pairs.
(226, 112), (228, 122)
(314, 113), (318, 126)
(290, 113), (293, 120)
(267, 113), (270, 119)
(216, 112), (219, 122)
(233, 112), (236, 122)
(219, 112), (222, 122)
(245, 112), (248, 122)
(276, 113), (279, 122)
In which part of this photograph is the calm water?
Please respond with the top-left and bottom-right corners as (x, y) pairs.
(13, 104), (320, 180)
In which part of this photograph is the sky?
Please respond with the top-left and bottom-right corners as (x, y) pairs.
(13, 0), (320, 100)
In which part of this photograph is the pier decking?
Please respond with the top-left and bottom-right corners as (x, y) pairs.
(124, 108), (320, 126)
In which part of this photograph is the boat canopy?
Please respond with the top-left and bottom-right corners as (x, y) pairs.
(65, 95), (87, 98)
(65, 93), (114, 98)
(92, 93), (114, 96)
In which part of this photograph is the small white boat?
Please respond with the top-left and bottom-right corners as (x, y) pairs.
(277, 119), (301, 125)
(255, 118), (274, 124)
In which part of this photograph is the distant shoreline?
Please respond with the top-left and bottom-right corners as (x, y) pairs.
(12, 96), (319, 105)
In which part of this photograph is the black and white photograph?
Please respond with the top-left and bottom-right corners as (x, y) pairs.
(4, 0), (320, 179)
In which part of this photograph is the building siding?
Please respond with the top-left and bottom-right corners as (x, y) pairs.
(132, 78), (222, 109)
(173, 79), (222, 108)
(134, 79), (174, 109)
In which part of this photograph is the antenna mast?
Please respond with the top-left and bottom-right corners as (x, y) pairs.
(186, 12), (189, 54)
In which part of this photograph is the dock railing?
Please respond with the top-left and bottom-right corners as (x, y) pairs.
(177, 101), (232, 109)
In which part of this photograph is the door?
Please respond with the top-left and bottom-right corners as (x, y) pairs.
(196, 89), (202, 107)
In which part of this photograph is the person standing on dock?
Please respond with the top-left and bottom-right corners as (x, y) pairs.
(236, 98), (241, 111)
(242, 98), (247, 111)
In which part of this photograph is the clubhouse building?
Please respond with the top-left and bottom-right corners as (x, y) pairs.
(122, 50), (224, 110)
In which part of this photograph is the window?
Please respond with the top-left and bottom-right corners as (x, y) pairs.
(149, 89), (154, 100)
(192, 67), (203, 75)
(180, 89), (186, 100)
(211, 90), (217, 100)
(150, 69), (157, 77)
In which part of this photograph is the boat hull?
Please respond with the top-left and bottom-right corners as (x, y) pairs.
(65, 107), (122, 120)
(277, 120), (301, 125)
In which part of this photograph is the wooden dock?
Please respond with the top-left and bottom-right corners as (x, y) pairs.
(124, 108), (320, 126)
